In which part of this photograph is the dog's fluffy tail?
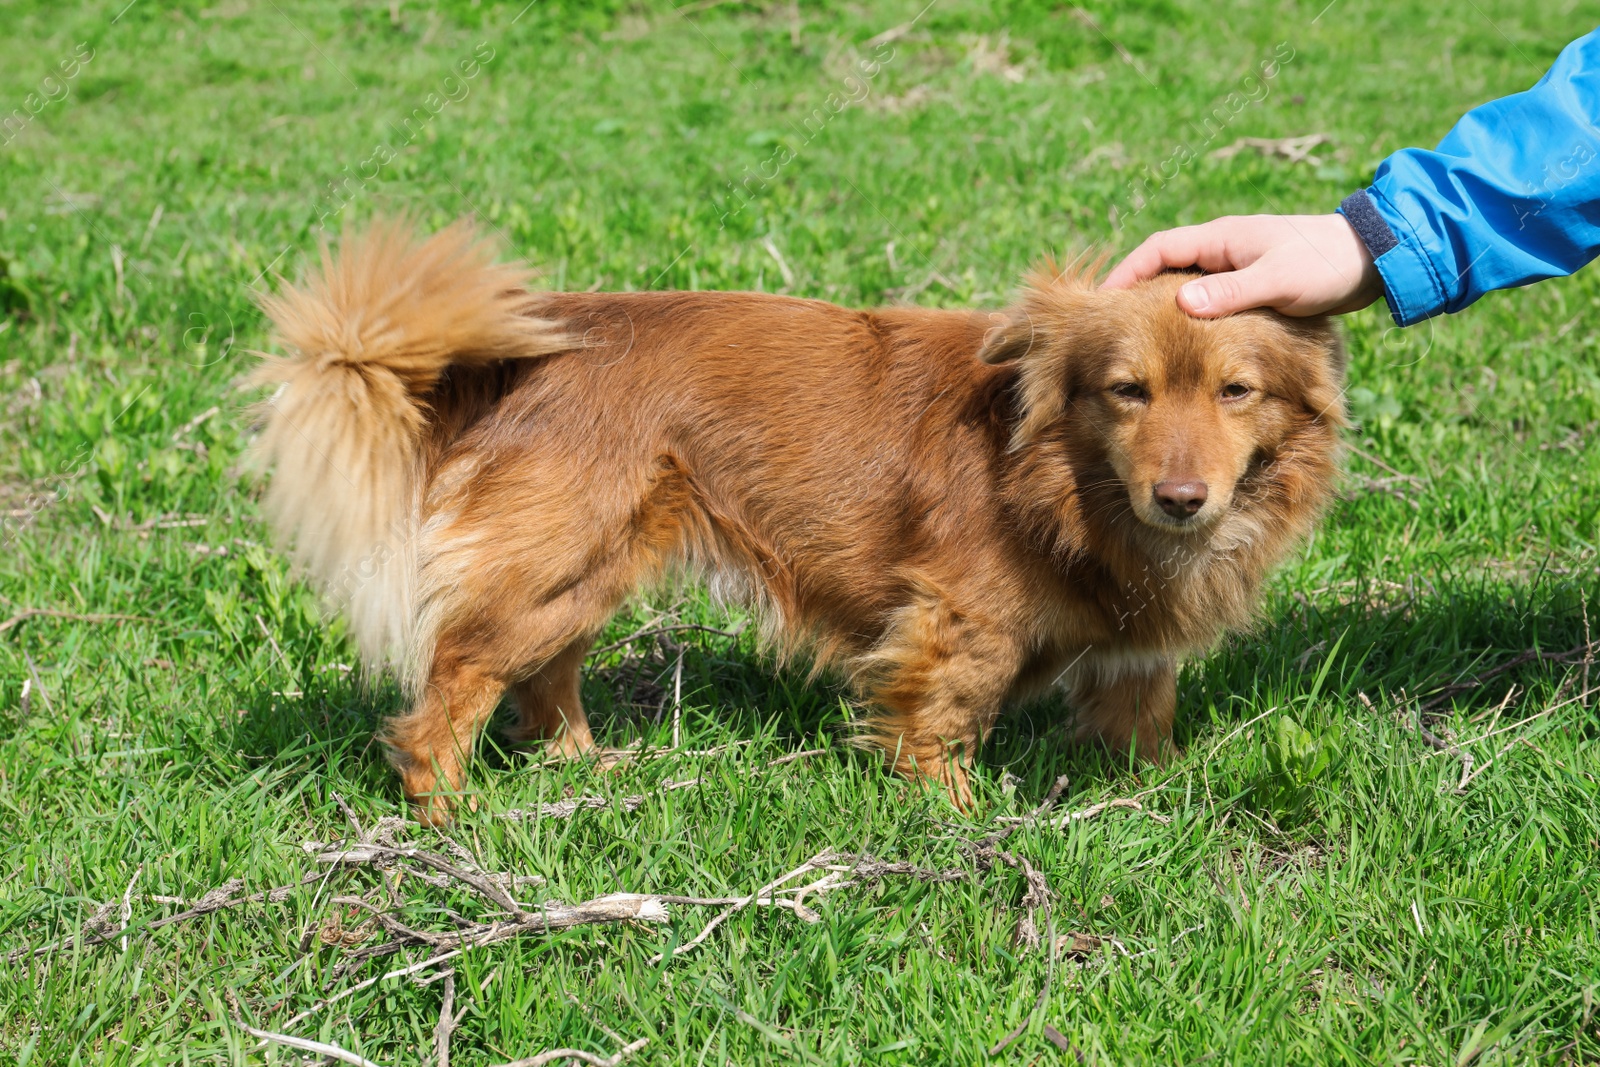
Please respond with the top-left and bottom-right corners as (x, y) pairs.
(250, 219), (571, 677)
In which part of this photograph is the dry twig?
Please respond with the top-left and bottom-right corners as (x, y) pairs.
(234, 1020), (382, 1067)
(1416, 639), (1600, 716)
(7, 871), (324, 962)
(430, 970), (465, 1067)
(0, 608), (155, 634)
(649, 855), (830, 963)
(988, 910), (1058, 1055)
(490, 1036), (648, 1067)
(1211, 133), (1332, 164)
(587, 620), (745, 660)
(996, 797), (1170, 829)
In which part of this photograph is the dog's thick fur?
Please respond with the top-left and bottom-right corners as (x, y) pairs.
(252, 220), (1344, 822)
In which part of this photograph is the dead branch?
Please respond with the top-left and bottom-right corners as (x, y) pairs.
(816, 853), (970, 884)
(1396, 640), (1600, 790)
(280, 948), (470, 1033)
(649, 854), (830, 963)
(335, 890), (674, 975)
(588, 620), (746, 659)
(7, 871), (324, 963)
(1211, 133), (1332, 165)
(989, 910), (1058, 1055)
(233, 1020), (382, 1067)
(1454, 736), (1523, 792)
(994, 797), (1170, 828)
(1010, 856), (1051, 951)
(765, 746), (829, 767)
(431, 970), (458, 1067)
(1347, 443), (1416, 481)
(1413, 712), (1478, 794)
(958, 835), (1054, 952)
(313, 842), (529, 918)
(646, 844), (1003, 965)
(0, 608), (156, 635)
(417, 968), (484, 1067)
(491, 1036), (648, 1067)
(90, 506), (210, 532)
(1417, 639), (1600, 716)
(1341, 474), (1423, 510)
(501, 795), (649, 819)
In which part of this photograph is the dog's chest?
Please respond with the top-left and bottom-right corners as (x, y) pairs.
(1044, 544), (1240, 653)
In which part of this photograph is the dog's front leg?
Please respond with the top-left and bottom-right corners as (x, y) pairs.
(1063, 652), (1177, 763)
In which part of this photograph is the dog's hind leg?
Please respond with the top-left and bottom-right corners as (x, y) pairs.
(507, 638), (596, 758)
(384, 644), (512, 826)
(387, 611), (606, 824)
(388, 452), (691, 821)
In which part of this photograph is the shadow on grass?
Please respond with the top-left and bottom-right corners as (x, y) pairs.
(228, 571), (1600, 810)
(992, 570), (1600, 806)
(227, 672), (399, 796)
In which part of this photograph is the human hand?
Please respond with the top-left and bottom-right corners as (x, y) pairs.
(1101, 213), (1383, 317)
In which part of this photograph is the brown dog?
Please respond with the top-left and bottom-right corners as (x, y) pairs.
(251, 220), (1344, 822)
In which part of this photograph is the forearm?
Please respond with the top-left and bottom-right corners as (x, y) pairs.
(1340, 28), (1600, 326)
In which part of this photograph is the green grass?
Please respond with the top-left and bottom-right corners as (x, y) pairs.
(3, 1), (1599, 1063)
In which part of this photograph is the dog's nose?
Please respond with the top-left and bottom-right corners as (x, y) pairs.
(1153, 480), (1208, 519)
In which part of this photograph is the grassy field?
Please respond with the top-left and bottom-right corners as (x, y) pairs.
(3, 0), (1599, 1063)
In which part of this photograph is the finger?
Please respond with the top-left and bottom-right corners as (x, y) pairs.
(1101, 228), (1208, 289)
(1101, 234), (1179, 289)
(1175, 261), (1293, 317)
(1101, 221), (1246, 290)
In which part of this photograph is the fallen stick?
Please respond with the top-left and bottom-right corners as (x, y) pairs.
(496, 782), (706, 822)
(0, 608), (156, 634)
(234, 1021), (382, 1067)
(993, 797), (1170, 828)
(1210, 132), (1331, 164)
(432, 970), (457, 1067)
(7, 871), (324, 963)
(988, 914), (1056, 1055)
(588, 620), (746, 659)
(337, 892), (674, 974)
(1454, 736), (1522, 792)
(649, 855), (829, 963)
(312, 842), (528, 918)
(491, 1036), (648, 1067)
(279, 948), (472, 1033)
(1417, 639), (1600, 715)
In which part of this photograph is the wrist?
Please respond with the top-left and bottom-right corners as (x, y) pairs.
(1333, 195), (1389, 309)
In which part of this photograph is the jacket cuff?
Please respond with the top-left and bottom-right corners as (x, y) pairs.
(1338, 187), (1447, 327)
(1338, 189), (1398, 257)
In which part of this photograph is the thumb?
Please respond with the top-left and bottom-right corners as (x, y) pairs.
(1175, 264), (1281, 318)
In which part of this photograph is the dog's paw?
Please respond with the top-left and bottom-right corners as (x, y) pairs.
(409, 790), (478, 826)
(942, 765), (977, 813)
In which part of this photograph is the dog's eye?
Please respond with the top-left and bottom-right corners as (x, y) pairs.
(1109, 382), (1148, 402)
(1220, 383), (1252, 401)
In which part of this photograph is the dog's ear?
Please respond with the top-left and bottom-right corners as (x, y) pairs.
(976, 311), (1041, 364)
(1281, 315), (1349, 427)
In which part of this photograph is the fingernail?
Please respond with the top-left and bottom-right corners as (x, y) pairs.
(1181, 281), (1210, 312)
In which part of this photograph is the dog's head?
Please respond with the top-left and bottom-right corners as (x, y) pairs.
(979, 263), (1345, 535)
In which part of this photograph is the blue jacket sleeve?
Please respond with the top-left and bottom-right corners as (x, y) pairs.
(1337, 29), (1600, 327)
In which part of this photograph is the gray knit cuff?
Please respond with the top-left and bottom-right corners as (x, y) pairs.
(1338, 189), (1398, 258)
